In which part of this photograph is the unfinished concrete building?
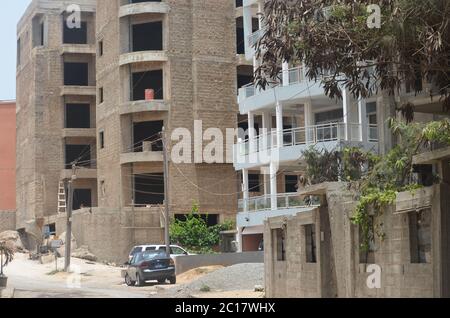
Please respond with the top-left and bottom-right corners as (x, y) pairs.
(17, 0), (242, 263)
(16, 0), (97, 246)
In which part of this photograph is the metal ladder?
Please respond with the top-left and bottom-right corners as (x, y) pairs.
(57, 181), (67, 214)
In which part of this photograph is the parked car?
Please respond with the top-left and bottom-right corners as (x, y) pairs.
(128, 245), (191, 262)
(122, 250), (176, 287)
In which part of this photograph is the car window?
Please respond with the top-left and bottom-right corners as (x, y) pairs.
(171, 247), (186, 255)
(159, 246), (166, 252)
(131, 247), (142, 255)
(132, 253), (143, 264)
(145, 246), (156, 251)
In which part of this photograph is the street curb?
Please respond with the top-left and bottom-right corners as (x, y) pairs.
(0, 287), (15, 298)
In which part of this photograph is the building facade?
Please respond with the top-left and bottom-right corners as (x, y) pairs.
(16, 0), (97, 242)
(17, 0), (240, 262)
(0, 100), (16, 233)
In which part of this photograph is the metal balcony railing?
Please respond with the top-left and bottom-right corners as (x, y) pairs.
(238, 193), (320, 213)
(236, 122), (377, 157)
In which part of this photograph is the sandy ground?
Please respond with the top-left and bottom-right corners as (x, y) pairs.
(3, 254), (262, 298)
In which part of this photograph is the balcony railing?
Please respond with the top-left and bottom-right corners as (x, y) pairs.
(237, 122), (376, 157)
(238, 193), (320, 213)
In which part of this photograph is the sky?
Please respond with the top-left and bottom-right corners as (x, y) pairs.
(0, 0), (32, 100)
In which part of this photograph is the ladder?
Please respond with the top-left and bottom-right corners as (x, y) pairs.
(57, 181), (67, 214)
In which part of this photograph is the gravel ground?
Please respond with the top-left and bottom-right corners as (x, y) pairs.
(162, 263), (264, 298)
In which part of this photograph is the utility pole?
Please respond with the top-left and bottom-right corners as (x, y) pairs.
(161, 128), (171, 258)
(64, 164), (77, 272)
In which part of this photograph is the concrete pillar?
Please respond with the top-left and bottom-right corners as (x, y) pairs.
(242, 169), (249, 213)
(258, 1), (264, 29)
(243, 4), (253, 52)
(270, 162), (278, 210)
(263, 172), (270, 196)
(358, 97), (368, 142)
(237, 227), (243, 253)
(282, 62), (289, 86)
(304, 102), (313, 144)
(276, 102), (283, 148)
(342, 87), (351, 140)
(248, 112), (256, 154)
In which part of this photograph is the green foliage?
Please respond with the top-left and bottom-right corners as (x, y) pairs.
(352, 119), (450, 250)
(302, 147), (340, 184)
(169, 203), (235, 254)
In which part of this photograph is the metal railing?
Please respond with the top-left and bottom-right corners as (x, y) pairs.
(238, 193), (320, 213)
(237, 122), (372, 156)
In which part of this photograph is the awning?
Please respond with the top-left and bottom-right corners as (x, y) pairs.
(242, 225), (265, 235)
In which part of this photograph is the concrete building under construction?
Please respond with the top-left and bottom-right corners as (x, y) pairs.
(16, 0), (241, 262)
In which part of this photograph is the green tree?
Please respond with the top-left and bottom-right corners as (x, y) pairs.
(169, 203), (235, 254)
(255, 0), (450, 120)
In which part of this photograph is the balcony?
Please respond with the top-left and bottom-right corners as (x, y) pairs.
(119, 1), (170, 18)
(119, 51), (168, 66)
(234, 123), (379, 170)
(119, 100), (169, 115)
(60, 44), (96, 55)
(60, 86), (96, 97)
(60, 168), (97, 180)
(238, 67), (325, 114)
(237, 193), (320, 228)
(120, 141), (163, 165)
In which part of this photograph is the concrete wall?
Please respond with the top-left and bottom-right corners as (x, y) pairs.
(174, 252), (263, 275)
(16, 0), (97, 231)
(265, 182), (450, 298)
(0, 211), (16, 233)
(56, 207), (164, 263)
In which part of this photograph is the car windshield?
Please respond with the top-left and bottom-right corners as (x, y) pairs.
(131, 247), (142, 255)
(142, 250), (166, 260)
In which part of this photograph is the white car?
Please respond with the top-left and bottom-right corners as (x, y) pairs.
(128, 245), (191, 262)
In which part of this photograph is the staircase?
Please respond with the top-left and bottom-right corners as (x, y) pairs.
(57, 181), (67, 214)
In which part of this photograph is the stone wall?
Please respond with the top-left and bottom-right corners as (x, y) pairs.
(0, 211), (16, 233)
(265, 182), (450, 298)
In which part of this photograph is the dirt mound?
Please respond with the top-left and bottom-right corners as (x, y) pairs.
(177, 266), (224, 284)
(0, 231), (26, 252)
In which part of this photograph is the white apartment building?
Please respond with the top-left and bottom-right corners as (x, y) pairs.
(234, 0), (381, 251)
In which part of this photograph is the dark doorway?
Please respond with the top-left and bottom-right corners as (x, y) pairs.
(175, 214), (219, 227)
(65, 144), (91, 168)
(132, 21), (163, 52)
(132, 70), (163, 100)
(134, 173), (164, 205)
(65, 104), (90, 128)
(64, 62), (89, 86)
(73, 189), (92, 210)
(63, 21), (87, 44)
(133, 121), (163, 152)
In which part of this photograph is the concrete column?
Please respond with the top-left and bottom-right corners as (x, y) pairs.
(304, 102), (313, 144)
(243, 4), (253, 52)
(270, 162), (278, 210)
(237, 227), (243, 253)
(263, 172), (270, 196)
(358, 97), (368, 142)
(242, 169), (249, 213)
(276, 102), (283, 148)
(282, 62), (289, 86)
(258, 1), (264, 29)
(342, 87), (351, 140)
(262, 111), (272, 150)
(248, 112), (256, 154)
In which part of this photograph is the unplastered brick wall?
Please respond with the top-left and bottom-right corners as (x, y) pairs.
(0, 211), (16, 233)
(264, 182), (449, 298)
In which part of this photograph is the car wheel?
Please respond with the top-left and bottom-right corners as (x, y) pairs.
(158, 278), (166, 284)
(125, 274), (136, 287)
(169, 276), (176, 285)
(136, 273), (145, 287)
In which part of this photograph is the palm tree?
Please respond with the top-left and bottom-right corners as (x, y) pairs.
(0, 240), (15, 287)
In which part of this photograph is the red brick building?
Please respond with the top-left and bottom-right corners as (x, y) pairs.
(0, 100), (16, 232)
